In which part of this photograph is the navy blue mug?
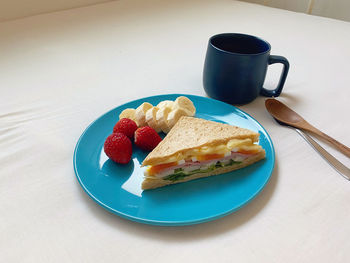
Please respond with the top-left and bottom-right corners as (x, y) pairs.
(203, 33), (289, 104)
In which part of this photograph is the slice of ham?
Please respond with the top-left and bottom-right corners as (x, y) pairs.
(150, 151), (256, 178)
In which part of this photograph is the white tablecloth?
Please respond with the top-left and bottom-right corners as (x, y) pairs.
(1, 0), (350, 262)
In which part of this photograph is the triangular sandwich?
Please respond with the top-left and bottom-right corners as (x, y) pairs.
(142, 116), (265, 190)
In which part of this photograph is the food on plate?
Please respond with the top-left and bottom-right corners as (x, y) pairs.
(104, 133), (132, 164)
(135, 102), (153, 127)
(173, 96), (196, 116)
(145, 106), (161, 132)
(157, 100), (174, 109)
(104, 119), (162, 164)
(156, 105), (172, 133)
(119, 108), (137, 124)
(113, 118), (138, 139)
(117, 96), (196, 134)
(141, 116), (265, 190)
(134, 126), (163, 151)
(167, 107), (189, 129)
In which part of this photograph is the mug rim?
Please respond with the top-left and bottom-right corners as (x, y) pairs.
(209, 33), (271, 56)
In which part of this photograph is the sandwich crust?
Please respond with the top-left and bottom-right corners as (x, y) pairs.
(142, 116), (260, 166)
(142, 150), (265, 190)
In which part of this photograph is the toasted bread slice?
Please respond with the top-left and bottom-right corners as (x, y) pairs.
(142, 116), (260, 166)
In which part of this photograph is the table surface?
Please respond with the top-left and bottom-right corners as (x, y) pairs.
(1, 0), (350, 262)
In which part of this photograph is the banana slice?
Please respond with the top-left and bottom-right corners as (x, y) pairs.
(157, 100), (174, 109)
(135, 102), (153, 127)
(145, 107), (161, 132)
(174, 96), (196, 116)
(167, 108), (188, 130)
(156, 106), (172, 133)
(119, 108), (137, 123)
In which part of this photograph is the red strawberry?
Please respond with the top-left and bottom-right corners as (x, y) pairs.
(104, 132), (132, 164)
(113, 118), (138, 139)
(134, 126), (162, 151)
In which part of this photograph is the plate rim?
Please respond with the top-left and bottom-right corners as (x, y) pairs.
(73, 93), (275, 226)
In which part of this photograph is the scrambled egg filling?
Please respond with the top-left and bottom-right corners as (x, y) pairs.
(147, 138), (262, 175)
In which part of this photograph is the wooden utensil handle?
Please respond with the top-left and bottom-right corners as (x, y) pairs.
(308, 127), (350, 158)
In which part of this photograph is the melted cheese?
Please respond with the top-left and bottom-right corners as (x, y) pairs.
(151, 138), (262, 166)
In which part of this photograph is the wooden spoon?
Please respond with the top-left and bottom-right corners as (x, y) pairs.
(265, 98), (350, 158)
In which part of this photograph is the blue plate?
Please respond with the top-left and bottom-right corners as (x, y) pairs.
(73, 94), (275, 226)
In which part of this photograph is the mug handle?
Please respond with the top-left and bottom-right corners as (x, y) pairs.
(260, 55), (289, 97)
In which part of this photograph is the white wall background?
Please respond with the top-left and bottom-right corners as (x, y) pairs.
(312, 0), (350, 22)
(241, 0), (350, 22)
(0, 0), (349, 22)
(0, 0), (113, 22)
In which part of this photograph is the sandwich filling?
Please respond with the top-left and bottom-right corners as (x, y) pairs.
(144, 138), (264, 182)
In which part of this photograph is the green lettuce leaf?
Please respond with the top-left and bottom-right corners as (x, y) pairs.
(163, 159), (241, 182)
